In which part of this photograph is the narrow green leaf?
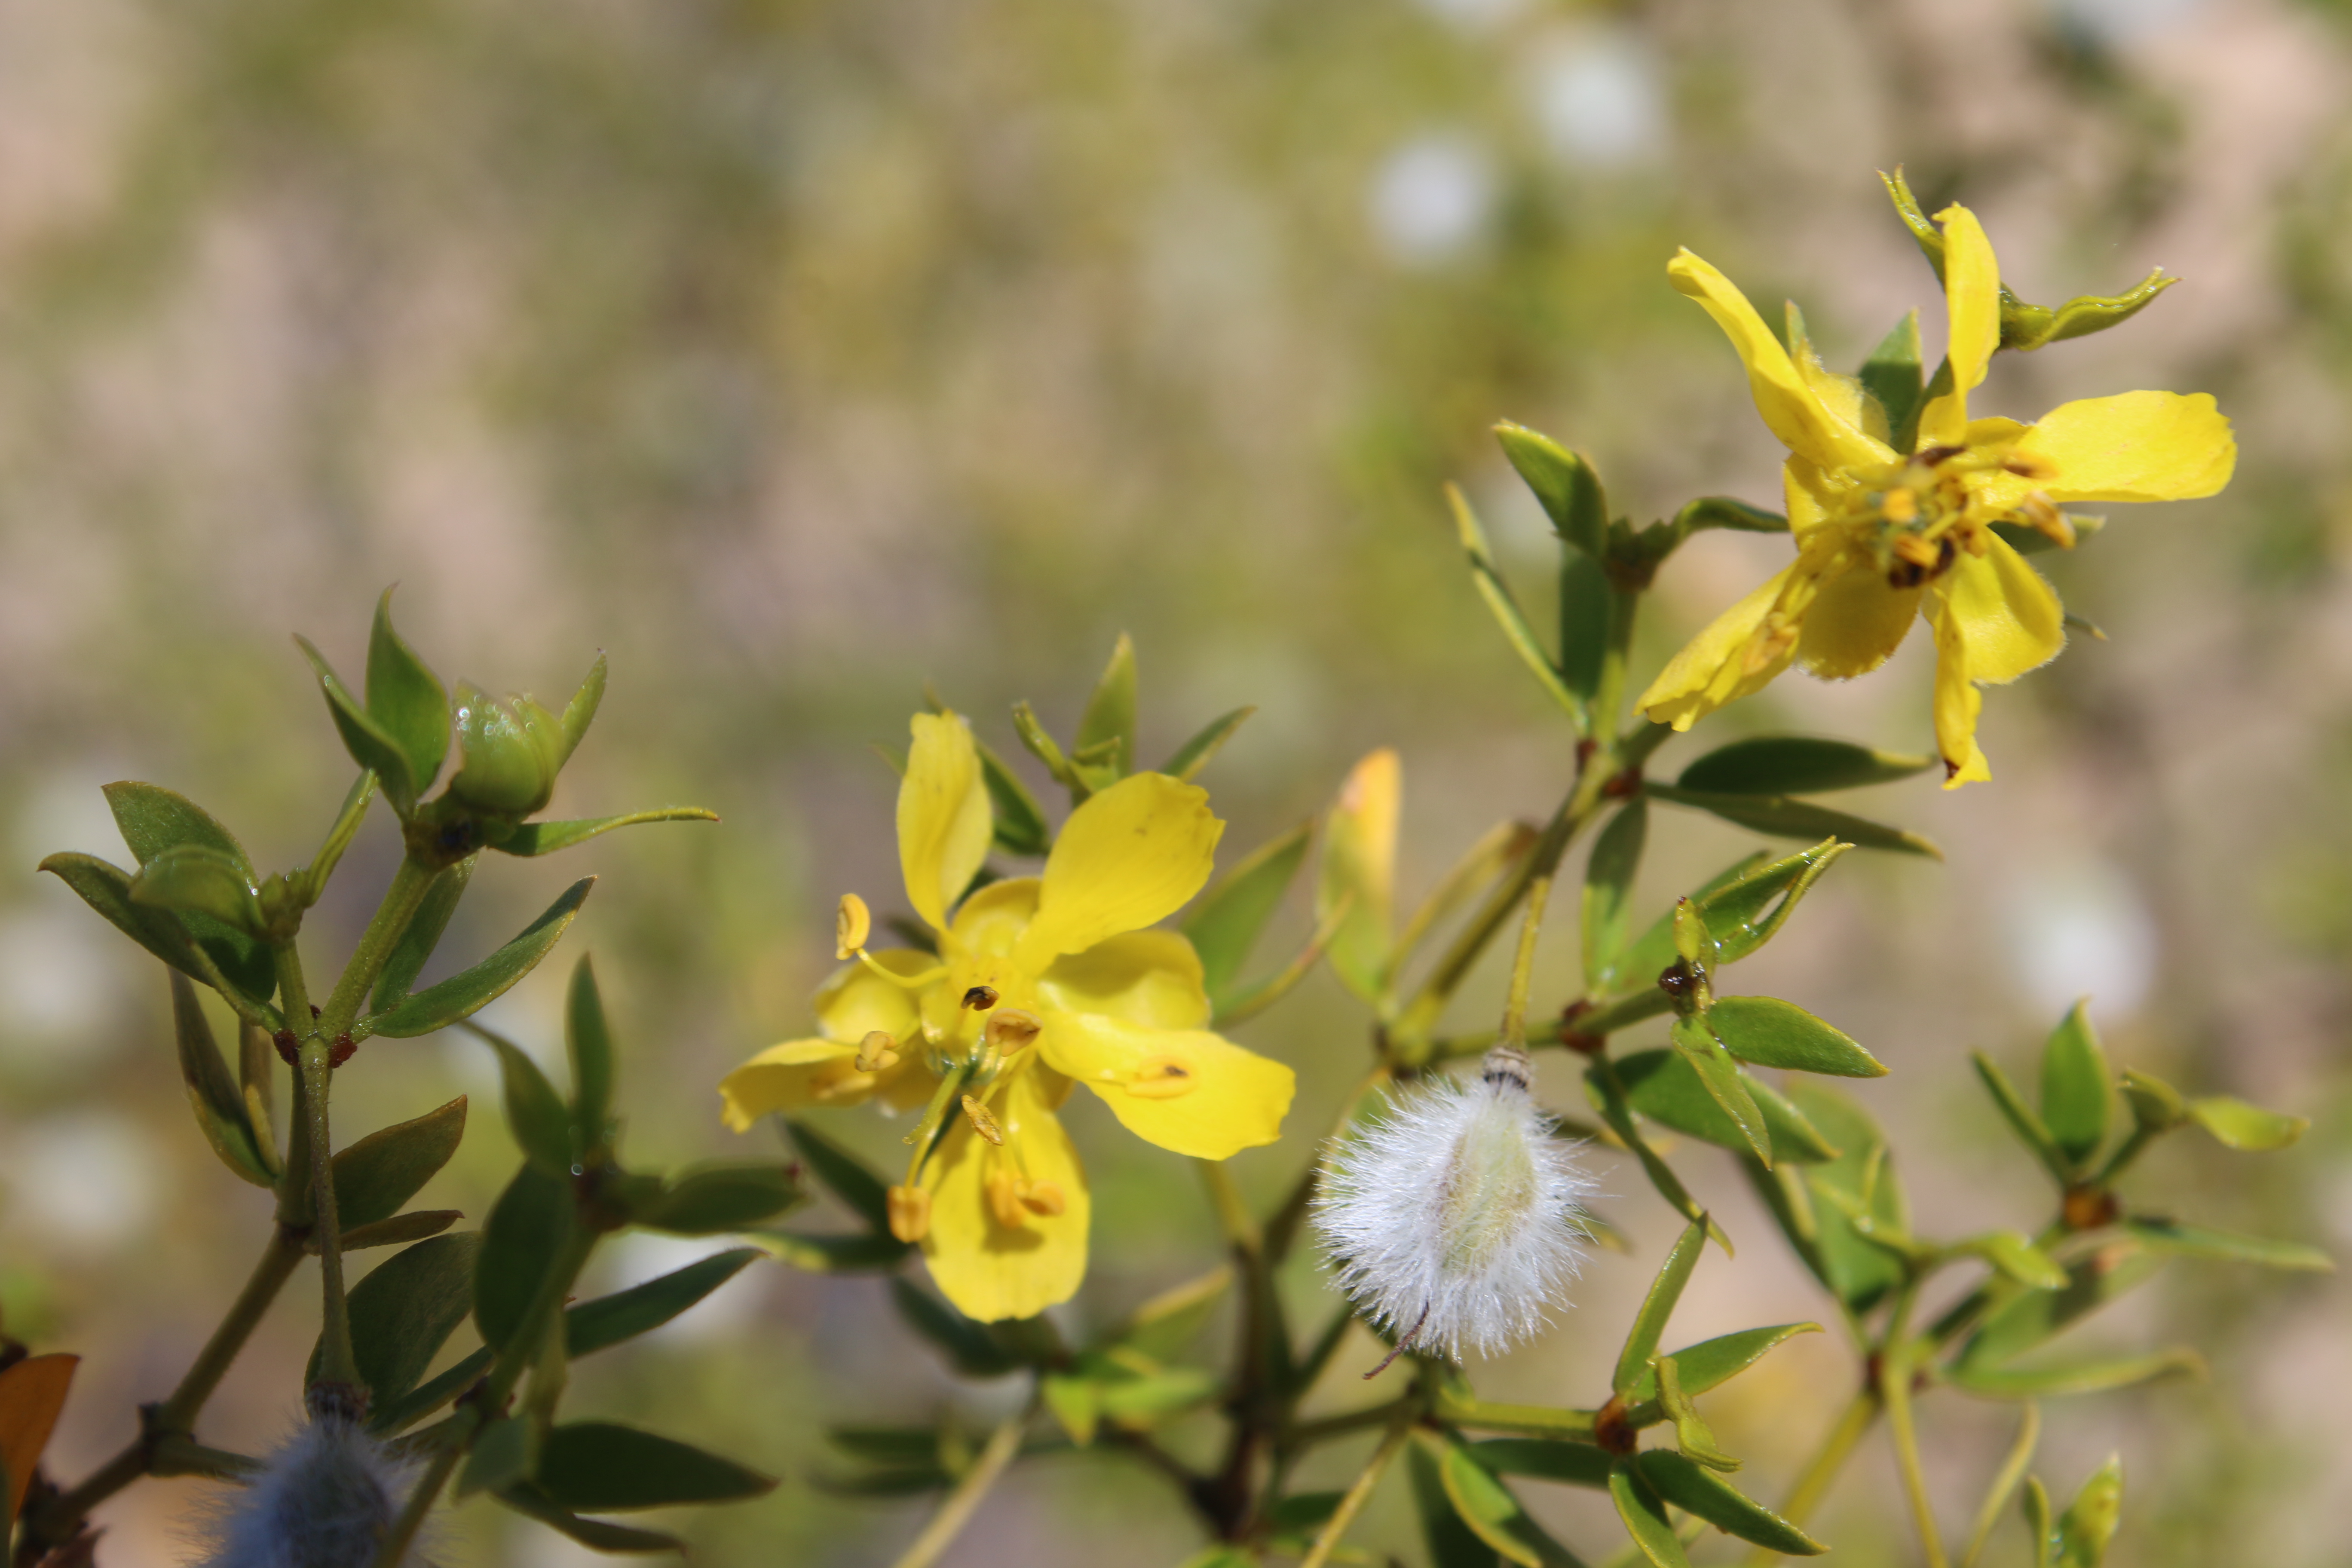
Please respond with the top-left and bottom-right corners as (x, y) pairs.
(2039, 1001), (2109, 1167)
(1709, 996), (1885, 1078)
(1163, 706), (1256, 784)
(457, 1414), (540, 1499)
(293, 772), (377, 906)
(1647, 783), (1941, 858)
(1449, 485), (1584, 721)
(1620, 1323), (1822, 1408)
(131, 845), (264, 936)
(889, 1279), (1022, 1377)
(568, 1249), (763, 1355)
(239, 1022), (276, 1148)
(1608, 1461), (1691, 1568)
(1582, 800), (1646, 991)
(1010, 700), (1087, 801)
(338, 1211), (460, 1252)
(103, 785), (278, 999)
(1076, 634), (1138, 780)
(565, 956), (614, 1141)
(1183, 821), (1312, 1003)
(1678, 736), (1933, 796)
(295, 635), (417, 814)
(784, 1119), (895, 1234)
(1859, 310), (1926, 453)
(1973, 1052), (2072, 1185)
(975, 738), (1050, 857)
(169, 972), (272, 1186)
(1585, 1068), (1731, 1252)
(761, 1230), (913, 1273)
(1634, 1450), (1823, 1555)
(2024, 1476), (2057, 1568)
(475, 1164), (579, 1354)
(492, 807), (719, 858)
(1960, 1244), (2165, 1369)
(369, 856), (476, 1013)
(2056, 1456), (2123, 1567)
(1495, 422), (1605, 557)
(362, 877), (594, 1040)
(1780, 1084), (1907, 1314)
(1693, 839), (1847, 966)
(1605, 854), (1767, 995)
(365, 588), (450, 799)
(1435, 1432), (1587, 1568)
(333, 1095), (468, 1229)
(1557, 550), (1611, 714)
(1670, 1017), (1770, 1164)
(556, 654), (607, 768)
(630, 1165), (804, 1234)
(2185, 1095), (2308, 1152)
(1469, 1439), (1612, 1489)
(1671, 496), (1786, 536)
(534, 1422), (777, 1511)
(2122, 1216), (2332, 1271)
(1410, 1444), (1504, 1568)
(102, 781), (252, 872)
(1946, 1348), (2201, 1399)
(2119, 1068), (2187, 1134)
(329, 1232), (481, 1405)
(1955, 1231), (2069, 1290)
(1614, 1218), (1708, 1396)
(39, 852), (279, 1025)
(475, 1032), (573, 1176)
(496, 1484), (684, 1554)
(1617, 1048), (1838, 1163)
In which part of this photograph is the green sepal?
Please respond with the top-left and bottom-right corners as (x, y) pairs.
(333, 1095), (467, 1229)
(169, 971), (273, 1185)
(1652, 1357), (1737, 1470)
(1183, 820), (1312, 1005)
(312, 1231), (481, 1407)
(493, 808), (719, 857)
(475, 1164), (579, 1355)
(1162, 706), (1256, 783)
(1677, 736), (1933, 796)
(532, 1421), (776, 1511)
(361, 877), (593, 1040)
(1616, 1048), (1837, 1163)
(888, 1279), (1024, 1378)
(1450, 484), (1585, 722)
(1075, 634), (1138, 782)
(2119, 1069), (2187, 1134)
(365, 588), (450, 801)
(2038, 1001), (2110, 1168)
(1670, 1016), (1770, 1165)
(1945, 1348), (2201, 1400)
(2185, 1095), (2308, 1151)
(1613, 1217), (1707, 1397)
(1633, 1450), (1823, 1555)
(1607, 1461), (1690, 1568)
(1972, 1051), (2071, 1185)
(38, 852), (279, 1027)
(976, 738), (1050, 857)
(2121, 1216), (2331, 1272)
(1707, 995), (1885, 1077)
(1581, 799), (1646, 991)
(494, 1484), (683, 1554)
(1860, 309), (1926, 453)
(1646, 783), (1940, 858)
(1495, 421), (1606, 557)
(296, 636), (419, 816)
(1011, 701), (1088, 802)
(1428, 1430), (1585, 1568)
(628, 1165), (804, 1235)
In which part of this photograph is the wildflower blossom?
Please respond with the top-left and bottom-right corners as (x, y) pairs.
(1313, 1045), (1595, 1362)
(192, 1413), (421, 1568)
(721, 711), (1295, 1320)
(1639, 202), (2236, 784)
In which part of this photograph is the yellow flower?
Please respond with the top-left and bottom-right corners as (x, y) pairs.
(1640, 204), (2235, 784)
(720, 711), (1296, 1320)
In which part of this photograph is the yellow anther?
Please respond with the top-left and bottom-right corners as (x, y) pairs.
(986, 1170), (1027, 1229)
(1019, 1179), (1066, 1217)
(983, 1008), (1042, 1054)
(854, 1030), (900, 1074)
(886, 1184), (931, 1243)
(1124, 1057), (1196, 1100)
(1891, 532), (1942, 569)
(835, 893), (872, 960)
(2018, 493), (2076, 549)
(962, 985), (999, 1011)
(962, 1093), (1005, 1144)
(1879, 487), (1919, 524)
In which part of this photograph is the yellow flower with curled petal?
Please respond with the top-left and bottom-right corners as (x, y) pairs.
(1639, 202), (2235, 784)
(720, 710), (1296, 1320)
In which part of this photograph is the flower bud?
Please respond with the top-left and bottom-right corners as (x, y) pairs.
(448, 683), (567, 816)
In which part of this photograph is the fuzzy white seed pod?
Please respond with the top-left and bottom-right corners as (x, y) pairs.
(190, 1413), (427, 1568)
(1312, 1045), (1596, 1363)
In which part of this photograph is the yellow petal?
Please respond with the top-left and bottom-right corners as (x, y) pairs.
(1037, 931), (1212, 1030)
(1939, 540), (2064, 686)
(1638, 563), (1801, 731)
(1668, 250), (1891, 473)
(1916, 205), (2001, 447)
(921, 1068), (1090, 1321)
(898, 711), (994, 931)
(812, 949), (929, 1044)
(1928, 603), (1993, 788)
(1785, 456), (1846, 539)
(718, 1038), (874, 1129)
(1014, 773), (1222, 971)
(1039, 1015), (1295, 1159)
(1795, 563), (1922, 679)
(2008, 391), (2236, 504)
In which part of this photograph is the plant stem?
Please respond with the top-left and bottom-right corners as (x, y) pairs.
(1286, 1395), (1416, 1448)
(1879, 1287), (1948, 1568)
(1297, 1417), (1413, 1568)
(1497, 873), (1554, 1050)
(317, 854), (435, 1040)
(888, 1413), (1026, 1568)
(277, 938), (358, 1396)
(1743, 1385), (1879, 1566)
(1957, 1402), (2040, 1568)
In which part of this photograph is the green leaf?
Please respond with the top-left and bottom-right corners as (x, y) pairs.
(366, 588), (450, 799)
(760, 1231), (912, 1273)
(1671, 496), (1785, 536)
(557, 655), (607, 768)
(2185, 1095), (2308, 1152)
(328, 1232), (481, 1406)
(1972, 1052), (2071, 1185)
(458, 1414), (541, 1499)
(1434, 1433), (1586, 1568)
(370, 856), (476, 1012)
(1162, 706), (1256, 784)
(1449, 485), (1583, 722)
(130, 845), (263, 936)
(103, 783), (279, 995)
(169, 972), (273, 1186)
(333, 1095), (467, 1229)
(1646, 783), (1941, 858)
(1607, 1461), (1691, 1568)
(1585, 1067), (1730, 1251)
(1634, 1451), (1822, 1555)
(339, 1211), (461, 1251)
(1960, 1244), (2166, 1369)
(1606, 855), (1766, 995)
(1765, 1084), (1907, 1313)
(535, 1421), (775, 1511)
(1617, 1048), (1838, 1163)
(1954, 1231), (2069, 1291)
(362, 877), (594, 1039)
(2119, 1069), (2187, 1134)
(1620, 1323), (1822, 1408)
(1495, 422), (1605, 557)
(1468, 1439), (1612, 1489)
(495, 1484), (684, 1554)
(784, 1119), (894, 1235)
(475, 1164), (579, 1355)
(292, 772), (377, 907)
(568, 1250), (763, 1355)
(1692, 839), (1847, 966)
(2039, 1001), (2109, 1168)
(1678, 736), (1932, 796)
(2121, 1216), (2332, 1271)
(39, 852), (279, 1024)
(1670, 1016), (1770, 1164)
(1859, 309), (1926, 453)
(1582, 800), (1646, 991)
(475, 1030), (573, 1176)
(890, 1279), (1022, 1377)
(1076, 634), (1139, 781)
(1558, 551), (1611, 709)
(565, 957), (614, 1142)
(1183, 821), (1312, 1004)
(493, 808), (720, 857)
(1708, 996), (1885, 1078)
(1410, 1443), (1503, 1568)
(2024, 1477), (2056, 1568)
(631, 1164), (804, 1234)
(1011, 700), (1087, 801)
(976, 738), (1050, 857)
(1614, 1218), (1707, 1396)
(297, 635), (418, 814)
(2055, 1456), (2123, 1567)
(1946, 1348), (2201, 1400)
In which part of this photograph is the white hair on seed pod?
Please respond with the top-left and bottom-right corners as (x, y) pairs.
(1312, 1045), (1596, 1363)
(188, 1412), (426, 1568)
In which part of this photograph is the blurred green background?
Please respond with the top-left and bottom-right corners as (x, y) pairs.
(1, 0), (2348, 1562)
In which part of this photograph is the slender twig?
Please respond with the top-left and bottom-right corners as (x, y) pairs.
(1743, 1386), (1879, 1566)
(888, 1414), (1026, 1568)
(316, 854), (435, 1039)
(1879, 1287), (1948, 1568)
(1497, 873), (1554, 1050)
(1297, 1417), (1413, 1568)
(1286, 1395), (1417, 1449)
(1957, 1403), (2040, 1568)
